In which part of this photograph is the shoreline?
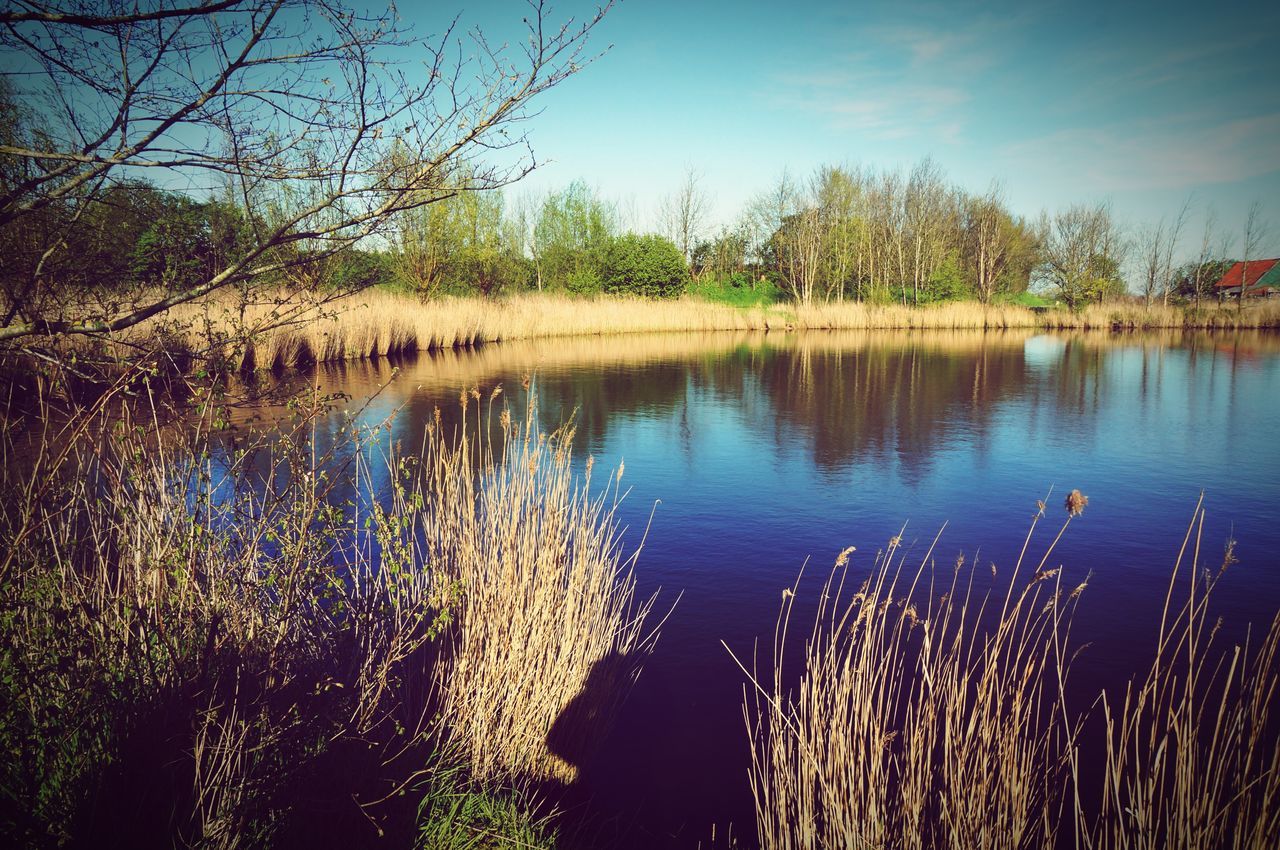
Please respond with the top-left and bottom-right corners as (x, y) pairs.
(59, 290), (1280, 374)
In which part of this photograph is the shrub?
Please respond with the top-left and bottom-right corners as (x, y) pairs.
(923, 254), (969, 302)
(600, 234), (689, 298)
(687, 274), (783, 307)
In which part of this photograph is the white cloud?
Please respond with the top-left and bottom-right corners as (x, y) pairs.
(766, 10), (1031, 144)
(1001, 112), (1280, 194)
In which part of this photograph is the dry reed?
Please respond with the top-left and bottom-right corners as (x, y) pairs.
(1080, 499), (1280, 849)
(732, 496), (1280, 849)
(420, 388), (661, 784)
(130, 291), (1280, 374)
(0, 374), (657, 845)
(728, 499), (1086, 850)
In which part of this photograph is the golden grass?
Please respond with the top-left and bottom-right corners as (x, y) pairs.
(0, 381), (657, 842)
(421, 389), (660, 784)
(732, 497), (1280, 850)
(729, 503), (1085, 850)
(99, 291), (1280, 373)
(1083, 503), (1280, 849)
(1045, 301), (1280, 331)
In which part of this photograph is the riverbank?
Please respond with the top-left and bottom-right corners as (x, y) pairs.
(0, 391), (649, 847)
(151, 292), (1280, 372)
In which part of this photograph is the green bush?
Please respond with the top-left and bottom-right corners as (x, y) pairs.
(564, 266), (603, 295)
(923, 255), (969, 302)
(599, 234), (689, 298)
(687, 273), (783, 307)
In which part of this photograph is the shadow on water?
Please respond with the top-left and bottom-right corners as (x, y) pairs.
(538, 650), (651, 849)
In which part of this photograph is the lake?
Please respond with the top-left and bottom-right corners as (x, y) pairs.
(236, 328), (1280, 848)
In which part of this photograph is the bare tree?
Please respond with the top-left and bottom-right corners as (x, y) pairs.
(1136, 198), (1190, 307)
(0, 0), (612, 345)
(965, 183), (1007, 304)
(659, 166), (709, 264)
(1189, 205), (1219, 307)
(1237, 201), (1268, 311)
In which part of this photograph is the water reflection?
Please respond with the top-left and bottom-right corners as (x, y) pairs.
(263, 329), (1280, 488)
(221, 328), (1280, 849)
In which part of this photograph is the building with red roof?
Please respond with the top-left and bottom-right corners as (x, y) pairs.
(1214, 258), (1280, 298)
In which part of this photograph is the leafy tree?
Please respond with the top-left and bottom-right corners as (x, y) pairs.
(600, 234), (689, 298)
(924, 254), (969, 302)
(1035, 203), (1127, 309)
(1172, 259), (1234, 302)
(962, 186), (1041, 303)
(535, 181), (615, 293)
(692, 226), (750, 283)
(130, 196), (252, 292)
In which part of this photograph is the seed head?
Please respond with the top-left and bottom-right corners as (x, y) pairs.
(1065, 489), (1089, 517)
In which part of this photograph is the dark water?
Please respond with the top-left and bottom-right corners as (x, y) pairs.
(243, 329), (1280, 847)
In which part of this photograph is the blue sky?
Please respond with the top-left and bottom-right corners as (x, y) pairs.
(440, 0), (1280, 256)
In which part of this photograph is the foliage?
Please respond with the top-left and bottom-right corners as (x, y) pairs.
(600, 233), (690, 298)
(922, 253), (968, 302)
(998, 290), (1056, 308)
(692, 227), (752, 283)
(533, 181), (616, 293)
(1035, 203), (1127, 310)
(0, 383), (655, 847)
(1172, 258), (1234, 302)
(389, 181), (530, 298)
(687, 274), (783, 307)
(414, 762), (556, 849)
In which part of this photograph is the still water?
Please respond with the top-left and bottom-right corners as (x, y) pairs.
(247, 329), (1280, 847)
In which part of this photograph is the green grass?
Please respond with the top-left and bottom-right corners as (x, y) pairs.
(414, 759), (556, 850)
(685, 275), (785, 308)
(997, 290), (1058, 308)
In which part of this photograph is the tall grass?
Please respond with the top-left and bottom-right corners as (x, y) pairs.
(733, 495), (1280, 849)
(1082, 506), (1280, 849)
(728, 499), (1087, 850)
(128, 291), (1280, 374)
(1045, 301), (1280, 331)
(422, 387), (660, 784)
(0, 375), (655, 846)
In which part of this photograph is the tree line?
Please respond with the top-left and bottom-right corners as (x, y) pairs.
(0, 0), (1268, 357)
(17, 155), (1256, 313)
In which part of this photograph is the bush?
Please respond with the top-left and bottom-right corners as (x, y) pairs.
(564, 266), (604, 295)
(687, 274), (783, 307)
(923, 254), (969, 302)
(600, 234), (689, 298)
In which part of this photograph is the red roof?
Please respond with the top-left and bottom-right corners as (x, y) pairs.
(1215, 258), (1278, 289)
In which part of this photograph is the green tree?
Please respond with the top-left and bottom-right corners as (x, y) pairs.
(1172, 258), (1233, 302)
(600, 234), (689, 298)
(923, 253), (969, 302)
(1036, 203), (1127, 309)
(534, 182), (616, 293)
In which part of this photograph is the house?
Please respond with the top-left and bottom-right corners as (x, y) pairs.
(1214, 258), (1280, 298)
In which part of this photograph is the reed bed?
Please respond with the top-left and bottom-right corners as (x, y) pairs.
(733, 496), (1280, 850)
(0, 376), (654, 847)
(423, 388), (659, 784)
(790, 300), (1039, 330)
(1044, 301), (1280, 331)
(93, 291), (1280, 374)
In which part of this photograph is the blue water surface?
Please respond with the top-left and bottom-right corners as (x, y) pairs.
(248, 329), (1280, 848)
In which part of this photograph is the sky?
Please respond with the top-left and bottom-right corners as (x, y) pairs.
(438, 0), (1280, 258)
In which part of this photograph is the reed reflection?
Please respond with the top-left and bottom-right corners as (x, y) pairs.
(220, 328), (1280, 498)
